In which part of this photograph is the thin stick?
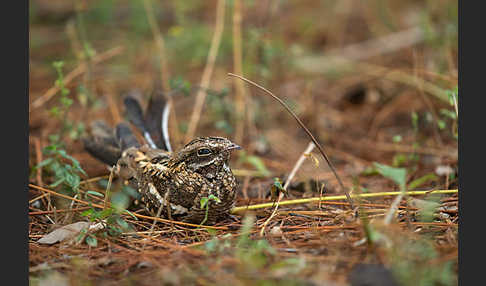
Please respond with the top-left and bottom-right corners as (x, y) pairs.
(104, 166), (115, 209)
(185, 0), (226, 141)
(228, 73), (355, 208)
(231, 189), (458, 214)
(30, 46), (124, 110)
(384, 192), (405, 225)
(29, 207), (91, 216)
(283, 142), (316, 190)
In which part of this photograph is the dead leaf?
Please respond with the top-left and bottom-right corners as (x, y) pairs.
(37, 221), (92, 245)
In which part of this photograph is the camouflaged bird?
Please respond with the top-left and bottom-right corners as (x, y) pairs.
(83, 89), (241, 224)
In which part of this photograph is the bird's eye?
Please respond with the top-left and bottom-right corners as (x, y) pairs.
(197, 148), (212, 156)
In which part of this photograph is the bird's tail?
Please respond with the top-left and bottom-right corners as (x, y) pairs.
(83, 87), (173, 166)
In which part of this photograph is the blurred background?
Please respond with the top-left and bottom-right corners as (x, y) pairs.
(29, 0), (458, 185)
(29, 0), (458, 284)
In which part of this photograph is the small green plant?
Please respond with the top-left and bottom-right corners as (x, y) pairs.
(439, 86), (458, 139)
(363, 162), (456, 285)
(79, 186), (136, 245)
(49, 61), (86, 142)
(34, 144), (87, 194)
(199, 194), (221, 225)
(270, 177), (287, 201)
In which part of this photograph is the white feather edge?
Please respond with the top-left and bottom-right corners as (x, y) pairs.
(162, 100), (172, 152)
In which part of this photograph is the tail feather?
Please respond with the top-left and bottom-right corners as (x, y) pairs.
(82, 136), (121, 167)
(144, 90), (172, 152)
(123, 89), (172, 152)
(83, 85), (174, 167)
(115, 122), (140, 151)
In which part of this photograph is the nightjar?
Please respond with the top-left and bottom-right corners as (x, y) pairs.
(83, 90), (241, 224)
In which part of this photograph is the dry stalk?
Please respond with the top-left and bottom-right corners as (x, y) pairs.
(231, 189), (458, 214)
(185, 0), (226, 141)
(104, 166), (115, 209)
(228, 73), (355, 208)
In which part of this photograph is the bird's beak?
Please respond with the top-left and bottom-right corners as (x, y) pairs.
(227, 143), (242, 150)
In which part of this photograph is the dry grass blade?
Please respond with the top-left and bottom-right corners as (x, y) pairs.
(228, 73), (355, 208)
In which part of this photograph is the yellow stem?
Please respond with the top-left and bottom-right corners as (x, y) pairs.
(231, 189), (458, 214)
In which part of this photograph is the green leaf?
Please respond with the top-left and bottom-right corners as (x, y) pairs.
(115, 217), (130, 230)
(36, 158), (54, 168)
(99, 208), (114, 219)
(86, 190), (104, 198)
(124, 210), (138, 220)
(111, 192), (130, 212)
(200, 197), (209, 209)
(392, 154), (407, 167)
(440, 109), (457, 120)
(270, 177), (287, 201)
(85, 235), (98, 247)
(373, 162), (407, 189)
(208, 194), (221, 203)
(392, 135), (402, 143)
(407, 173), (438, 190)
(411, 111), (419, 131)
(52, 61), (64, 70)
(205, 228), (218, 236)
(49, 178), (65, 188)
(81, 209), (94, 217)
(436, 119), (446, 130)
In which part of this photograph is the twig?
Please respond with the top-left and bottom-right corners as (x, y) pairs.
(451, 92), (458, 117)
(283, 142), (316, 190)
(29, 207), (91, 216)
(228, 73), (355, 208)
(384, 191), (405, 225)
(30, 46), (124, 110)
(185, 0), (226, 141)
(79, 175), (110, 185)
(104, 166), (115, 209)
(231, 189), (458, 214)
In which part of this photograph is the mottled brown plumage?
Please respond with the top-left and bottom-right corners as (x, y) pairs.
(116, 137), (241, 224)
(83, 91), (241, 225)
